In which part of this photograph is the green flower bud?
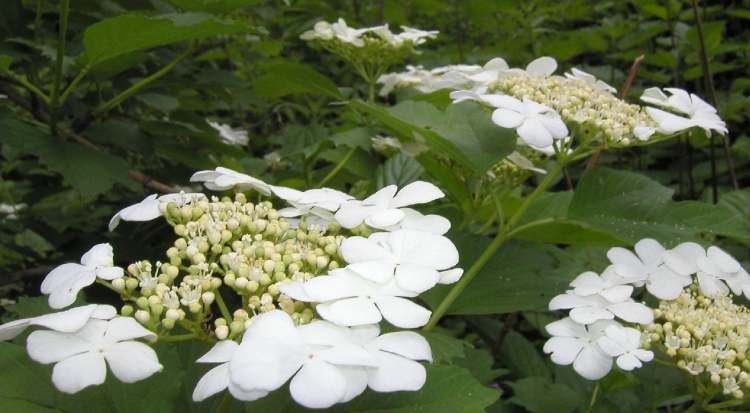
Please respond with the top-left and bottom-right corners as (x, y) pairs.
(175, 238), (187, 250)
(112, 278), (126, 291)
(246, 280), (259, 293)
(136, 297), (150, 310)
(125, 277), (139, 291)
(121, 304), (134, 316)
(135, 310), (151, 324)
(161, 318), (176, 330)
(215, 325), (229, 340)
(174, 224), (187, 237)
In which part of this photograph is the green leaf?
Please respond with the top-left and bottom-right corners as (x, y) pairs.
(568, 168), (750, 244)
(509, 377), (582, 413)
(376, 153), (424, 188)
(423, 330), (470, 364)
(14, 229), (54, 257)
(252, 62), (342, 99)
(1, 116), (132, 197)
(498, 331), (550, 379)
(168, 0), (260, 13)
(422, 237), (570, 315)
(0, 54), (12, 72)
(83, 13), (257, 66)
(330, 127), (374, 150)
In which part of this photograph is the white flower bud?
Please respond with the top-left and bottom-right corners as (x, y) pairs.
(112, 278), (126, 291)
(215, 325), (229, 340)
(135, 310), (151, 324)
(201, 292), (215, 305)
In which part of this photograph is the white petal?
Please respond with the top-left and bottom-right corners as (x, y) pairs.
(526, 56), (557, 76)
(390, 230), (459, 270)
(374, 296), (431, 328)
(96, 266), (125, 281)
(398, 209), (451, 234)
(646, 269), (686, 300)
(491, 108), (525, 128)
(367, 350), (426, 392)
(105, 317), (157, 342)
(640, 87), (669, 107)
(298, 320), (351, 346)
(707, 246), (741, 274)
(548, 293), (594, 311)
(40, 263), (85, 294)
(230, 337), (302, 392)
(634, 239), (665, 266)
(192, 363), (229, 402)
(570, 272), (605, 295)
(337, 366), (369, 403)
(697, 273), (729, 297)
(394, 264), (439, 294)
(363, 185), (398, 206)
(347, 261), (396, 284)
(365, 209), (406, 229)
(537, 114), (568, 139)
(646, 107), (695, 133)
(606, 247), (646, 279)
(228, 381), (269, 402)
(545, 317), (587, 337)
(316, 297), (382, 327)
(607, 302), (654, 325)
(600, 286), (634, 303)
(104, 341), (163, 383)
(197, 340), (239, 363)
(80, 243), (115, 268)
(301, 271), (373, 301)
(0, 319), (30, 341)
(517, 118), (553, 148)
(663, 242), (704, 275)
(543, 336), (583, 365)
(335, 203), (380, 228)
(51, 352), (106, 394)
(318, 343), (378, 367)
(438, 268), (463, 285)
(26, 304), (102, 335)
(370, 331), (432, 361)
(26, 330), (93, 364)
(390, 181), (444, 208)
(340, 236), (391, 264)
(290, 360), (347, 409)
(616, 353), (643, 371)
(597, 336), (626, 357)
(570, 306), (615, 325)
(573, 345), (613, 380)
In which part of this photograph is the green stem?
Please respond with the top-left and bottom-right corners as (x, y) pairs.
(423, 160), (566, 331)
(586, 382), (600, 413)
(159, 333), (198, 342)
(214, 289), (233, 321)
(5, 73), (50, 104)
(58, 65), (91, 105)
(318, 146), (357, 188)
(97, 45), (193, 113)
(216, 391), (233, 413)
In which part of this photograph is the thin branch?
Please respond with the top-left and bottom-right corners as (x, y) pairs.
(618, 54), (645, 99)
(691, 0), (739, 197)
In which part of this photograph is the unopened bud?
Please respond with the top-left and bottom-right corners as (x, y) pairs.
(215, 325), (229, 340)
(201, 292), (215, 305)
(135, 310), (151, 324)
(121, 305), (134, 316)
(112, 278), (126, 291)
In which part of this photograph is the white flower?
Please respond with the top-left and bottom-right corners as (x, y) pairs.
(41, 244), (125, 309)
(664, 242), (750, 298)
(331, 18), (369, 47)
(272, 186), (353, 223)
(0, 304), (116, 341)
(208, 120), (249, 146)
(229, 310), (377, 409)
(516, 56), (558, 77)
(190, 167), (271, 195)
(569, 270), (633, 303)
(393, 208), (451, 235)
(597, 324), (653, 371)
(543, 317), (614, 380)
(641, 87), (727, 136)
(548, 292), (653, 325)
(335, 181), (444, 229)
(395, 26), (438, 45)
(26, 317), (161, 394)
(280, 268), (430, 328)
(192, 340), (269, 402)
(348, 323), (432, 392)
(489, 95), (569, 149)
(606, 239), (692, 300)
(300, 21), (335, 41)
(340, 229), (459, 293)
(564, 68), (616, 93)
(108, 192), (206, 231)
(0, 202), (26, 220)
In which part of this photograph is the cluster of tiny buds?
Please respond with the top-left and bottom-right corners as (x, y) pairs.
(644, 285), (750, 399)
(111, 193), (345, 340)
(491, 75), (656, 145)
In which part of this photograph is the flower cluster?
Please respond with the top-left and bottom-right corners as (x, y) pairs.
(300, 18), (437, 85)
(376, 64), (482, 96)
(545, 238), (750, 384)
(0, 166), (459, 409)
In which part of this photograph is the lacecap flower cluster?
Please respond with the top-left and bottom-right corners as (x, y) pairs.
(545, 238), (750, 398)
(0, 166), (463, 409)
(379, 56), (727, 155)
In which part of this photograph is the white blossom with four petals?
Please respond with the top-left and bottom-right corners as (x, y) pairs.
(641, 87), (727, 136)
(548, 292), (653, 325)
(543, 317), (614, 380)
(192, 340), (269, 402)
(597, 324), (654, 371)
(0, 304), (116, 341)
(489, 95), (569, 150)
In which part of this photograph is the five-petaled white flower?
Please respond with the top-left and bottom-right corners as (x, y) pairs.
(606, 238), (692, 300)
(192, 340), (269, 402)
(190, 167), (271, 195)
(272, 186), (353, 227)
(330, 18), (370, 47)
(543, 317), (614, 380)
(548, 292), (653, 325)
(641, 87), (727, 136)
(280, 268), (431, 328)
(0, 304), (116, 341)
(340, 229), (459, 293)
(108, 192), (206, 231)
(564, 68), (617, 93)
(229, 310), (377, 409)
(335, 181), (444, 229)
(395, 26), (438, 45)
(489, 95), (569, 150)
(207, 120), (249, 146)
(597, 324), (653, 371)
(568, 269), (634, 303)
(41, 243), (125, 309)
(26, 317), (162, 394)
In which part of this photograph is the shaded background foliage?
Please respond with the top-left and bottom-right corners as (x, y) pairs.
(1, 0), (749, 412)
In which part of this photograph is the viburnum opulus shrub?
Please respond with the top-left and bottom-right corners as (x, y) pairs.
(1, 7), (747, 413)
